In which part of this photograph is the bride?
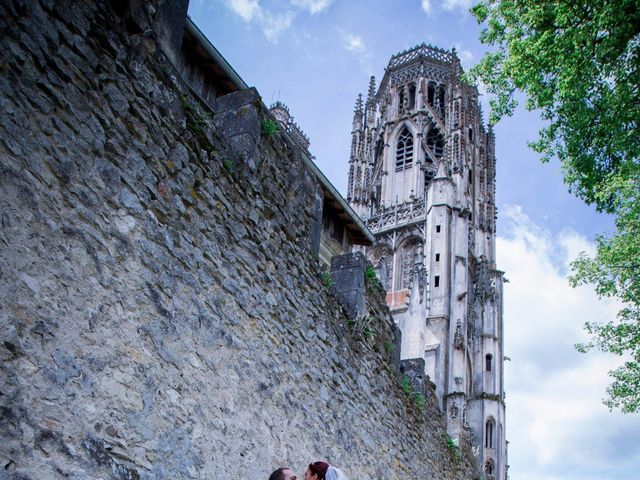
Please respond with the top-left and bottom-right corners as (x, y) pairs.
(304, 462), (348, 480)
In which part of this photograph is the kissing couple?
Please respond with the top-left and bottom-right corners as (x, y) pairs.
(269, 461), (348, 480)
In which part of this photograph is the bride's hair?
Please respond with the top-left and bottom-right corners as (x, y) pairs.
(307, 462), (329, 480)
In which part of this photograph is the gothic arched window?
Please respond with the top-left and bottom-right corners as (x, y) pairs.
(426, 128), (444, 159)
(427, 81), (436, 106)
(486, 353), (493, 372)
(485, 418), (495, 448)
(408, 82), (416, 110)
(395, 239), (421, 290)
(437, 84), (446, 116)
(395, 127), (413, 171)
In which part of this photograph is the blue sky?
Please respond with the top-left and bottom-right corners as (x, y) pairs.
(188, 1), (640, 479)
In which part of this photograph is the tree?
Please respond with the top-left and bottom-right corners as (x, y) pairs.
(468, 0), (640, 412)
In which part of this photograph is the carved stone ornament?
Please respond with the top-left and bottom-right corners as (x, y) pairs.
(409, 263), (427, 304)
(453, 320), (464, 350)
(474, 256), (495, 303)
(450, 404), (459, 419)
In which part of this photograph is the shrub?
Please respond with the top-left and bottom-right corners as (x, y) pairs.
(261, 119), (279, 136)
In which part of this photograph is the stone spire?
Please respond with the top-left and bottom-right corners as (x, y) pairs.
(352, 93), (363, 130)
(450, 47), (464, 81)
(366, 75), (376, 103)
(365, 76), (376, 126)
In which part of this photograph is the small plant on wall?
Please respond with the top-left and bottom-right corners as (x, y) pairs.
(222, 158), (234, 176)
(365, 264), (381, 289)
(413, 392), (426, 413)
(261, 119), (279, 136)
(321, 271), (334, 288)
(401, 374), (412, 395)
(349, 315), (378, 342)
(400, 374), (426, 414)
(446, 435), (462, 461)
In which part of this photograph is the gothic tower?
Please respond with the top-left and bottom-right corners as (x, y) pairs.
(346, 44), (508, 480)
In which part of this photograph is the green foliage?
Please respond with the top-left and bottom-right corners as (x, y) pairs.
(348, 315), (378, 342)
(187, 118), (205, 136)
(222, 158), (234, 176)
(401, 374), (412, 395)
(181, 94), (209, 141)
(399, 374), (426, 413)
(365, 265), (379, 285)
(570, 174), (640, 413)
(446, 436), (461, 461)
(261, 119), (279, 136)
(321, 271), (334, 289)
(470, 0), (640, 412)
(384, 341), (395, 353)
(363, 325), (377, 339)
(413, 392), (426, 413)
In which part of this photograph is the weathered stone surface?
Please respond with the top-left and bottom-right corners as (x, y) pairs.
(0, 2), (476, 480)
(331, 252), (367, 321)
(401, 358), (429, 395)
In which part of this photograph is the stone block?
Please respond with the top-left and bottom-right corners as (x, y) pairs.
(214, 87), (260, 114)
(330, 252), (366, 321)
(227, 132), (259, 172)
(153, 0), (190, 64)
(213, 90), (263, 173)
(401, 357), (427, 395)
(331, 250), (367, 272)
(214, 103), (261, 141)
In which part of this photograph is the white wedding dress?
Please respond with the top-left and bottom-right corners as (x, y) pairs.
(325, 466), (348, 480)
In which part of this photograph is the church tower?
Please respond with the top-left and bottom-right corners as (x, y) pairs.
(346, 44), (508, 480)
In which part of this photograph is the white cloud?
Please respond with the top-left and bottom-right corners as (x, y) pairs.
(334, 28), (372, 72)
(262, 11), (295, 42)
(421, 0), (433, 14)
(228, 0), (261, 21)
(442, 0), (474, 12)
(345, 33), (364, 52)
(453, 42), (473, 69)
(498, 205), (640, 480)
(290, 0), (333, 14)
(223, 0), (295, 43)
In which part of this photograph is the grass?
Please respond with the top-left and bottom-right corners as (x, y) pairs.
(363, 326), (377, 339)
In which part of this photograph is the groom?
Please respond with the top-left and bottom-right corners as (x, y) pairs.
(268, 467), (298, 480)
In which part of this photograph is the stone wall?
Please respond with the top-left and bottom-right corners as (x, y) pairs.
(0, 1), (476, 479)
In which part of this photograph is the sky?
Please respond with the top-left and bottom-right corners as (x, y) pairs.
(188, 1), (640, 479)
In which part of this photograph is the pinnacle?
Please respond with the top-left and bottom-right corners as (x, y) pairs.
(366, 76), (376, 101)
(354, 93), (363, 113)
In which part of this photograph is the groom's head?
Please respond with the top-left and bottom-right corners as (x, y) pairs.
(269, 467), (298, 480)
